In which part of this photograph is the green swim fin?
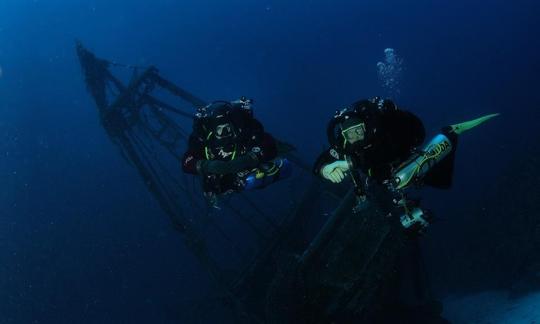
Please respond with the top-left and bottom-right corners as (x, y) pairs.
(449, 113), (500, 135)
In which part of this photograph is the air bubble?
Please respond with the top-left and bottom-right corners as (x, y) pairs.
(377, 48), (403, 97)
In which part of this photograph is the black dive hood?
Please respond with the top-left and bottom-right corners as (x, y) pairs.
(326, 99), (383, 149)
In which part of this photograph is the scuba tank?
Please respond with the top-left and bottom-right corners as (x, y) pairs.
(391, 133), (454, 190)
(385, 132), (454, 233)
(391, 113), (500, 190)
(387, 132), (453, 232)
(241, 158), (292, 191)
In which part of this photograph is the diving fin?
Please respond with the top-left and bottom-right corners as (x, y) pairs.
(449, 113), (499, 135)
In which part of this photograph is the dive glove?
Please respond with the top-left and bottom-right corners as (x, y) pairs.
(321, 160), (349, 183)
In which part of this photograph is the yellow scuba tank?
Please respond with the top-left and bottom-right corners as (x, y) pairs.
(391, 113), (499, 190)
(392, 133), (454, 190)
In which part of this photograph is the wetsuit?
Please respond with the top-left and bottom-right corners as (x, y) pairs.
(314, 98), (426, 184)
(182, 103), (277, 195)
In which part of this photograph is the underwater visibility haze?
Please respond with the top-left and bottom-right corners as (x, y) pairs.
(1, 0), (540, 323)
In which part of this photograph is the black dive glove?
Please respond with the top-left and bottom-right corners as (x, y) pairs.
(197, 152), (259, 175)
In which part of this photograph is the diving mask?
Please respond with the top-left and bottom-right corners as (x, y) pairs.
(341, 123), (366, 144)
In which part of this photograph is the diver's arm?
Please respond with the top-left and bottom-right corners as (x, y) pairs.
(313, 147), (350, 183)
(313, 148), (340, 175)
(197, 153), (259, 175)
(197, 138), (275, 176)
(182, 149), (204, 174)
(199, 131), (277, 175)
(182, 134), (205, 174)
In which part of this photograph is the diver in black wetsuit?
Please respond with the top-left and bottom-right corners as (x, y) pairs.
(312, 97), (498, 323)
(314, 96), (498, 231)
(182, 97), (289, 206)
(314, 97), (428, 186)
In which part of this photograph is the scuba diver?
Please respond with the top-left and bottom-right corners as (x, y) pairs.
(314, 97), (498, 233)
(182, 97), (291, 207)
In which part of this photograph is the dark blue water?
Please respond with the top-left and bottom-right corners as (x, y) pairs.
(1, 0), (539, 323)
